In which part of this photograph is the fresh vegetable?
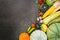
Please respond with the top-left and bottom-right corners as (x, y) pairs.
(30, 30), (47, 40)
(36, 23), (40, 29)
(38, 0), (44, 5)
(49, 6), (60, 16)
(35, 22), (41, 29)
(41, 24), (48, 32)
(27, 26), (35, 34)
(53, 1), (60, 8)
(19, 32), (30, 40)
(42, 6), (55, 19)
(42, 1), (60, 19)
(28, 28), (35, 34)
(37, 16), (42, 21)
(27, 26), (31, 32)
(48, 17), (60, 25)
(46, 0), (56, 6)
(52, 6), (60, 13)
(40, 2), (49, 12)
(31, 23), (35, 28)
(47, 23), (60, 40)
(42, 11), (60, 24)
(39, 12), (44, 16)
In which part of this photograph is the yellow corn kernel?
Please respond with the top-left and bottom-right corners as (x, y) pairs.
(41, 24), (48, 32)
(42, 6), (55, 19)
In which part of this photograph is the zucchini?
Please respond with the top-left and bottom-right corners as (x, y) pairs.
(42, 11), (60, 24)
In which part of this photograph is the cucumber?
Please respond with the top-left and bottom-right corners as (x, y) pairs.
(27, 26), (31, 32)
(28, 28), (35, 34)
(43, 11), (60, 24)
(48, 17), (60, 25)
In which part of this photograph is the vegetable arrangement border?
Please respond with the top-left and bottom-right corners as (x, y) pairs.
(19, 0), (60, 40)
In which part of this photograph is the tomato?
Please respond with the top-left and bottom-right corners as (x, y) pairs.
(31, 23), (35, 28)
(38, 0), (44, 5)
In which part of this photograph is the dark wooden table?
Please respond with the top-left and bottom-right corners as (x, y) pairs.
(0, 0), (37, 40)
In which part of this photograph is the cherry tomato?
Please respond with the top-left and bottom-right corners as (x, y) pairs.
(38, 0), (44, 5)
(31, 23), (35, 28)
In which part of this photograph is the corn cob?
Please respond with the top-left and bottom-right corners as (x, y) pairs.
(41, 24), (48, 32)
(48, 17), (60, 25)
(42, 11), (60, 24)
(42, 1), (60, 19)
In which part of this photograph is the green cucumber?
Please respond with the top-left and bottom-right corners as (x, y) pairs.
(28, 28), (35, 34)
(48, 17), (60, 25)
(43, 11), (60, 24)
(27, 26), (31, 32)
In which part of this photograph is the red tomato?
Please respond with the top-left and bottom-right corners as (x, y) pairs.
(31, 23), (35, 28)
(38, 0), (44, 4)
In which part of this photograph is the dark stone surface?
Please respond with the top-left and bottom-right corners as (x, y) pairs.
(0, 0), (37, 40)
